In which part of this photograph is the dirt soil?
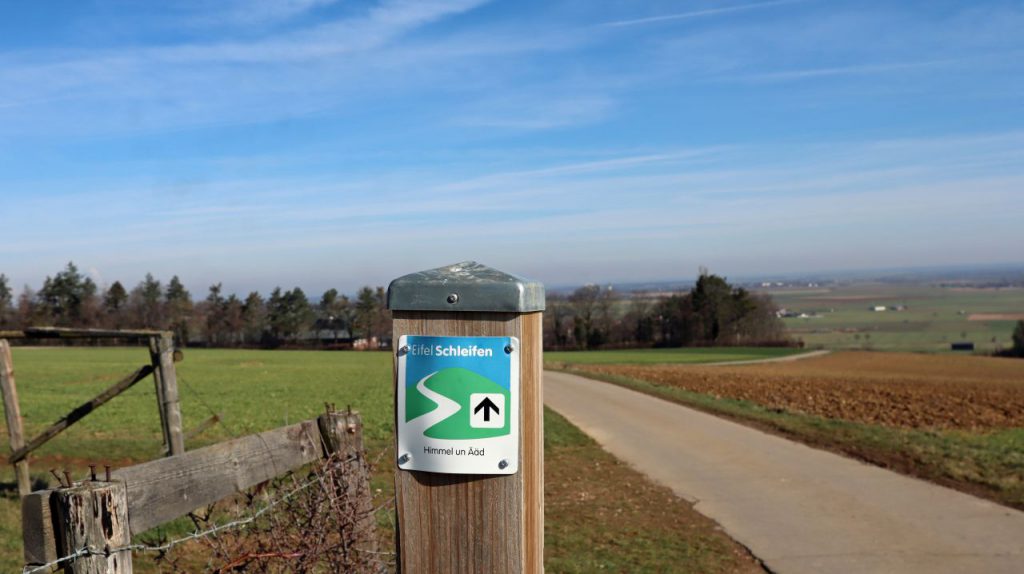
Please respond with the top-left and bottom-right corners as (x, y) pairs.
(575, 352), (1024, 431)
(968, 313), (1024, 321)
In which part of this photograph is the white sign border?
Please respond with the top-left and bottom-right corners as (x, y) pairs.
(396, 334), (520, 475)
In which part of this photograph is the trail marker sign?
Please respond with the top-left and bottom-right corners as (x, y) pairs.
(389, 261), (544, 573)
(396, 334), (520, 474)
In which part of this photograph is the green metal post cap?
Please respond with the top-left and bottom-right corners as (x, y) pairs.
(387, 261), (545, 312)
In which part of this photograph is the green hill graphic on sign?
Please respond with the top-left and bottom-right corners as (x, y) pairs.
(407, 367), (510, 439)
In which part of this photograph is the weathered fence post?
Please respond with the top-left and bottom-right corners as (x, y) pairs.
(148, 333), (184, 456)
(0, 339), (32, 496)
(388, 261), (545, 573)
(318, 408), (380, 563)
(54, 479), (132, 573)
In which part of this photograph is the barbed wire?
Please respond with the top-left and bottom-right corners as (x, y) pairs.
(22, 454), (395, 574)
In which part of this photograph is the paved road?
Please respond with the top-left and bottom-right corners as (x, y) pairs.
(545, 370), (1024, 574)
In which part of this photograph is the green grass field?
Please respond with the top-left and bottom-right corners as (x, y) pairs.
(771, 283), (1024, 352)
(1, 347), (396, 571)
(1, 347), (759, 573)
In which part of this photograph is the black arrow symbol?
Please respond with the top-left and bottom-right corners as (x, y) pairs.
(473, 397), (500, 422)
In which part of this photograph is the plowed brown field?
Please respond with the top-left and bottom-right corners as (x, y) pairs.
(576, 352), (1024, 430)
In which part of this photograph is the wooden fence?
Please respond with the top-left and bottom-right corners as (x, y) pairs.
(22, 408), (372, 573)
(0, 328), (187, 496)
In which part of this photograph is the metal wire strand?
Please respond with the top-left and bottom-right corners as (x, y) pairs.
(22, 455), (395, 574)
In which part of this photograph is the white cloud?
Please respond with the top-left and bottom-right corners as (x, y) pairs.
(602, 0), (807, 28)
(0, 0), (493, 136)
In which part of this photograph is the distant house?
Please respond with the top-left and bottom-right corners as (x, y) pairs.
(352, 336), (393, 350)
(871, 306), (887, 312)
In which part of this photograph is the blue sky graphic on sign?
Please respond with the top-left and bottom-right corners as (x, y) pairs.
(404, 335), (511, 392)
(402, 336), (513, 440)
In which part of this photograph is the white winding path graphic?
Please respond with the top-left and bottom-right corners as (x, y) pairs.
(405, 371), (461, 437)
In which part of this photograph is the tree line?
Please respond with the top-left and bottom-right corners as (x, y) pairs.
(0, 263), (391, 348)
(1, 263), (794, 350)
(999, 320), (1024, 358)
(545, 270), (793, 350)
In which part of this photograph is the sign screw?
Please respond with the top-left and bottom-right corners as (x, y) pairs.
(498, 459), (509, 470)
(398, 453), (411, 465)
(398, 345), (409, 356)
(446, 293), (459, 304)
(504, 344), (513, 354)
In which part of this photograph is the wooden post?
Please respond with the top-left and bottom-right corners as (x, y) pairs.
(317, 408), (366, 460)
(23, 489), (58, 567)
(388, 261), (545, 574)
(149, 334), (184, 456)
(54, 479), (132, 573)
(0, 339), (31, 496)
(148, 336), (169, 453)
(318, 409), (379, 564)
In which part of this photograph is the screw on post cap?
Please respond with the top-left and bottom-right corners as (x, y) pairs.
(387, 261), (545, 312)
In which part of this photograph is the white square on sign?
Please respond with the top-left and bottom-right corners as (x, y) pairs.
(470, 393), (505, 428)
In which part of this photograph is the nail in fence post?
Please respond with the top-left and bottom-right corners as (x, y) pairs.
(388, 261), (545, 573)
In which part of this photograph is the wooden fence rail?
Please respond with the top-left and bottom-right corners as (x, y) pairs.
(22, 409), (368, 573)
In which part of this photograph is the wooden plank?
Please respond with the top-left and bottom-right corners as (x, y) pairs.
(0, 340), (31, 496)
(113, 419), (323, 534)
(392, 311), (544, 574)
(151, 334), (184, 456)
(9, 365), (154, 464)
(55, 480), (132, 573)
(22, 489), (58, 566)
(23, 327), (166, 339)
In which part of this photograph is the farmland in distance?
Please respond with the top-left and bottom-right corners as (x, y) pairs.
(767, 282), (1024, 353)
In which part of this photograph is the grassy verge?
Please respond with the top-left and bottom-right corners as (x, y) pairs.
(0, 347), (764, 573)
(544, 408), (763, 573)
(546, 347), (804, 365)
(551, 366), (1024, 510)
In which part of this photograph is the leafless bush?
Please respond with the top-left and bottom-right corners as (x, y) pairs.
(152, 449), (393, 573)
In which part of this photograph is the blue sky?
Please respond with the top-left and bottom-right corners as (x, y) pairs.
(2, 0), (1022, 296)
